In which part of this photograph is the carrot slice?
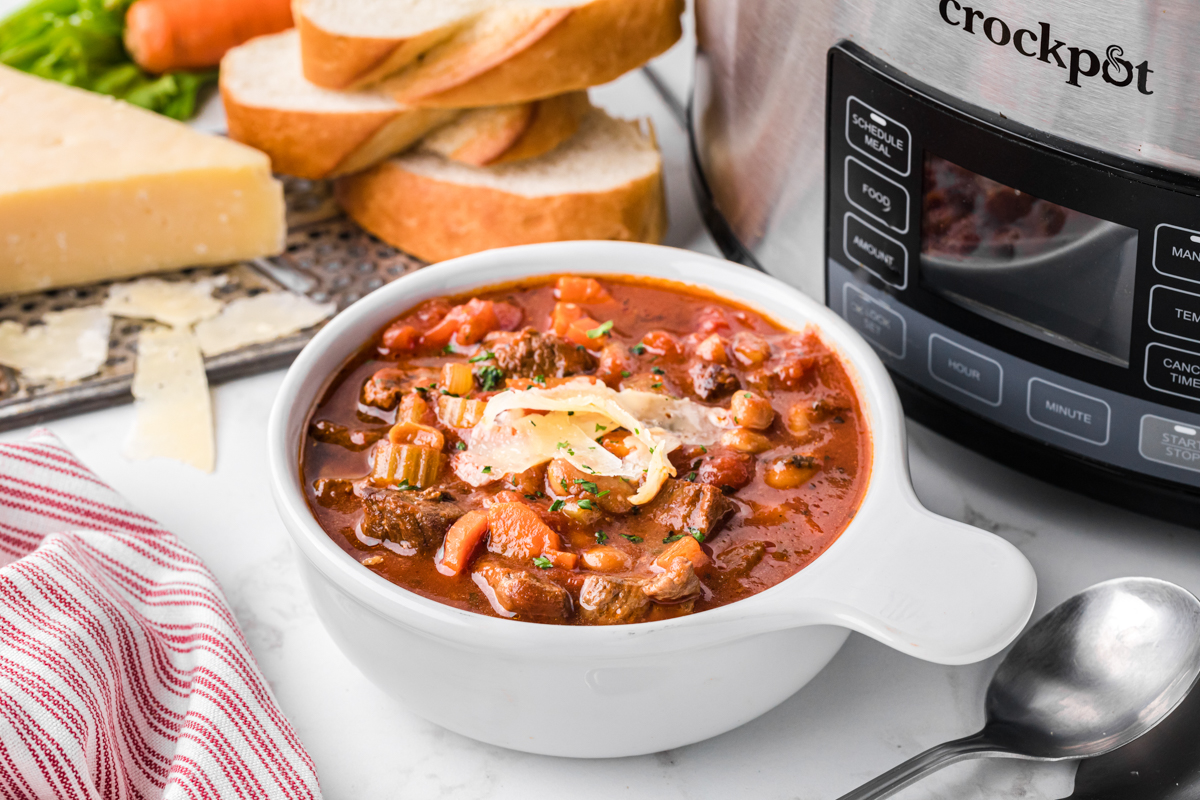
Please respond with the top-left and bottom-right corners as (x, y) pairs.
(438, 510), (490, 576)
(655, 535), (708, 571)
(542, 549), (578, 570)
(551, 302), (584, 336)
(556, 277), (612, 304)
(381, 323), (419, 352)
(422, 298), (501, 348)
(565, 316), (604, 348)
(124, 0), (293, 73)
(486, 502), (562, 560)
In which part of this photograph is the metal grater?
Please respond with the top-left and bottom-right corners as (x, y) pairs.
(0, 177), (426, 431)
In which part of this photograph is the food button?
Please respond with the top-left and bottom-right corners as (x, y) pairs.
(1149, 285), (1200, 344)
(928, 334), (1003, 406)
(1026, 378), (1110, 445)
(843, 283), (906, 359)
(845, 156), (910, 234)
(845, 96), (911, 176)
(1154, 224), (1200, 283)
(1140, 415), (1200, 474)
(1145, 343), (1200, 402)
(843, 213), (908, 288)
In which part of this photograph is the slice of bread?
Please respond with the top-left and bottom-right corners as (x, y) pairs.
(419, 91), (590, 166)
(296, 0), (683, 105)
(221, 30), (456, 179)
(335, 107), (666, 263)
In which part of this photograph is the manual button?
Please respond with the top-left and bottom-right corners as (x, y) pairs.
(1026, 378), (1110, 445)
(843, 213), (908, 288)
(845, 156), (910, 234)
(1154, 224), (1200, 283)
(1145, 343), (1200, 402)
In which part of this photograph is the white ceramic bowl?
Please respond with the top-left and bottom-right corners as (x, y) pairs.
(267, 242), (1036, 758)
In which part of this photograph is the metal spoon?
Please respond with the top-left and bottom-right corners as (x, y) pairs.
(838, 577), (1200, 800)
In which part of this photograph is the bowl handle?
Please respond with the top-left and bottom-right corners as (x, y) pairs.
(796, 502), (1037, 665)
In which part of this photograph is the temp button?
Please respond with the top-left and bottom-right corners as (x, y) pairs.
(1140, 415), (1200, 474)
(1145, 343), (1200, 402)
(1026, 378), (1110, 445)
(1149, 285), (1200, 343)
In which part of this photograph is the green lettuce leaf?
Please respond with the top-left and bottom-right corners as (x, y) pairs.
(0, 0), (215, 120)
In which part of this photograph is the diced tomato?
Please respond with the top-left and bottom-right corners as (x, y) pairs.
(380, 323), (420, 352)
(486, 502), (562, 560)
(556, 276), (612, 304)
(696, 306), (730, 335)
(494, 301), (523, 331)
(422, 298), (501, 348)
(656, 535), (708, 570)
(438, 510), (490, 576)
(411, 299), (452, 328)
(640, 330), (683, 361)
(551, 302), (584, 336)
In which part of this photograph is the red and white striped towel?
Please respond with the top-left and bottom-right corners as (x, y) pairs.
(0, 430), (321, 800)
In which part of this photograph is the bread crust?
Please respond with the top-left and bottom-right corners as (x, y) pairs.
(489, 91), (590, 165)
(335, 156), (666, 262)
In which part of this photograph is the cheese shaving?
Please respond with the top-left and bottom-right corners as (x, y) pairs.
(458, 379), (727, 504)
(0, 307), (112, 382)
(194, 292), (336, 356)
(104, 276), (226, 328)
(124, 326), (214, 472)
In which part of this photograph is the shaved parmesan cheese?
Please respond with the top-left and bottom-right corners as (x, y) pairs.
(460, 379), (727, 504)
(194, 292), (336, 356)
(0, 307), (111, 382)
(104, 276), (226, 328)
(125, 327), (214, 472)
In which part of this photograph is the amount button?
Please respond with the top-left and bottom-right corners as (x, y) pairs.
(843, 213), (908, 288)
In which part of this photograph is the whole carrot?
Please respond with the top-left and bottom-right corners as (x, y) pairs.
(124, 0), (293, 74)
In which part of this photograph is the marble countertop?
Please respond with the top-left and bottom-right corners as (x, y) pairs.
(7, 10), (1200, 800)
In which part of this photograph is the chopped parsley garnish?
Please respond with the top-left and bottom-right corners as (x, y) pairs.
(597, 490), (610, 498)
(395, 479), (418, 491)
(532, 556), (553, 569)
(560, 478), (568, 490)
(631, 343), (646, 355)
(574, 479), (599, 494)
(700, 445), (708, 454)
(549, 500), (565, 512)
(567, 411), (575, 416)
(621, 534), (643, 543)
(475, 365), (504, 391)
(530, 420), (537, 427)
(557, 441), (569, 449)
(663, 533), (684, 543)
(481, 466), (492, 474)
(686, 471), (697, 482)
(577, 499), (595, 510)
(651, 382), (663, 389)
(651, 367), (665, 375)
(442, 344), (456, 354)
(468, 350), (495, 363)
(595, 423), (607, 432)
(688, 527), (704, 541)
(743, 392), (752, 398)
(586, 320), (614, 339)
(534, 374), (546, 384)
(456, 441), (467, 451)
(620, 370), (631, 378)
(524, 494), (539, 501)
(595, 531), (608, 544)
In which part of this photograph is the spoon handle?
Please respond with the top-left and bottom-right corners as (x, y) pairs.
(835, 732), (1004, 800)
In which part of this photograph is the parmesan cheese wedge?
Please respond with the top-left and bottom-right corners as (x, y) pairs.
(0, 308), (112, 382)
(457, 378), (727, 504)
(125, 326), (214, 472)
(194, 292), (336, 356)
(104, 277), (226, 329)
(0, 66), (285, 295)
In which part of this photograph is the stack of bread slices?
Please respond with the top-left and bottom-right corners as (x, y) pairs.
(220, 0), (682, 262)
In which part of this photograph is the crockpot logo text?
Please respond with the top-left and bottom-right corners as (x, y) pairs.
(938, 1), (1153, 95)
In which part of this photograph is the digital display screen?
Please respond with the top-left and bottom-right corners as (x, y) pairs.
(919, 154), (1139, 366)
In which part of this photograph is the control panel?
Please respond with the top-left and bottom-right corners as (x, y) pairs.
(825, 43), (1200, 491)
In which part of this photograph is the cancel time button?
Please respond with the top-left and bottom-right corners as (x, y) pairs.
(1145, 343), (1200, 401)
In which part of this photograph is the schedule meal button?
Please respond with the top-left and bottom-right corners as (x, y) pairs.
(845, 96), (911, 176)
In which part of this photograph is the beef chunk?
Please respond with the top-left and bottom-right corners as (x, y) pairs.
(646, 479), (735, 538)
(473, 558), (571, 622)
(642, 557), (701, 602)
(688, 361), (740, 400)
(490, 328), (597, 379)
(360, 367), (436, 410)
(578, 575), (650, 625)
(361, 490), (463, 554)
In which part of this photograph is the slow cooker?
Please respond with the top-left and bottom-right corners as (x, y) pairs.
(690, 0), (1200, 525)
